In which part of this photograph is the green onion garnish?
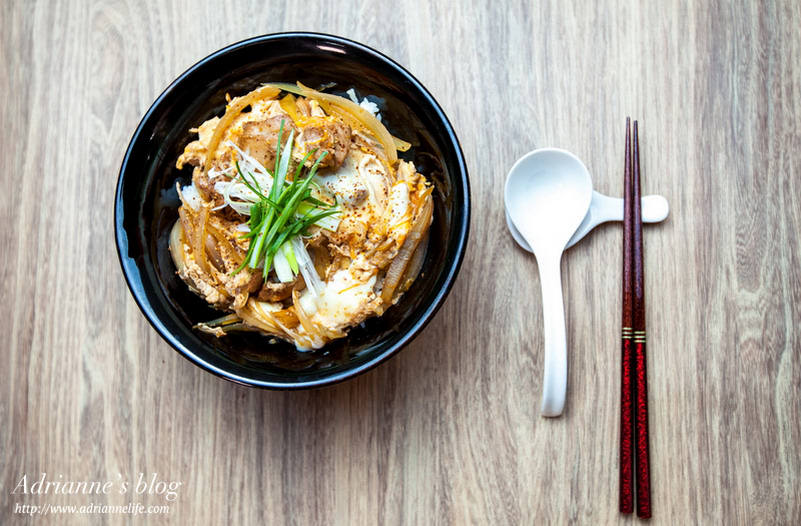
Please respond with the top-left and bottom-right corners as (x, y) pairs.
(231, 120), (339, 280)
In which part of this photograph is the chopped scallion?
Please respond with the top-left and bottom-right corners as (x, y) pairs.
(229, 119), (340, 282)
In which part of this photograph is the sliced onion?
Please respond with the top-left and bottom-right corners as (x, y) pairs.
(168, 220), (187, 273)
(195, 313), (250, 336)
(381, 195), (433, 305)
(237, 299), (280, 334)
(208, 165), (235, 180)
(292, 236), (325, 296)
(272, 243), (294, 283)
(206, 218), (246, 263)
(176, 205), (230, 301)
(272, 308), (300, 329)
(210, 140), (277, 215)
(203, 313), (242, 326)
(190, 205), (210, 274)
(291, 289), (318, 337)
(392, 136), (411, 152)
(279, 94), (302, 125)
(216, 179), (257, 215)
(396, 232), (429, 298)
(205, 233), (225, 271)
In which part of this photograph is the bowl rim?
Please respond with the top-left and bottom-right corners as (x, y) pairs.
(114, 31), (470, 389)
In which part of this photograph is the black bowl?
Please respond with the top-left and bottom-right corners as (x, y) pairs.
(114, 33), (470, 388)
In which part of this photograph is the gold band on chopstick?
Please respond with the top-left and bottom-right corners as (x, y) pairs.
(633, 330), (646, 342)
(622, 327), (633, 339)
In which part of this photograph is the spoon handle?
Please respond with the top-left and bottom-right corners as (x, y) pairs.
(591, 193), (669, 223)
(565, 194), (669, 249)
(538, 254), (568, 417)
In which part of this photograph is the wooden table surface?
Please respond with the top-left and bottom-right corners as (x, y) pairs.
(2, 1), (800, 524)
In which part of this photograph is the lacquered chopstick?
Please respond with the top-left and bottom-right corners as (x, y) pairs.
(619, 118), (635, 514)
(632, 121), (652, 518)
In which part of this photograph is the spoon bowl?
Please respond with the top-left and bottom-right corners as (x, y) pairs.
(505, 149), (593, 253)
(504, 148), (592, 416)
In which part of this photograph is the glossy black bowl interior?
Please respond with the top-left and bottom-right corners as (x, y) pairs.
(115, 33), (469, 388)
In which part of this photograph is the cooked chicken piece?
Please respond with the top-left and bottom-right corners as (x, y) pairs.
(303, 228), (327, 248)
(177, 248), (228, 307)
(328, 216), (368, 250)
(180, 237), (259, 310)
(296, 121), (351, 169)
(315, 166), (368, 207)
(225, 268), (260, 309)
(257, 279), (295, 302)
(295, 97), (312, 117)
(238, 115), (299, 172)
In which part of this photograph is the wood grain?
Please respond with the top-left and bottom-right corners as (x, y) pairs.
(2, 0), (800, 524)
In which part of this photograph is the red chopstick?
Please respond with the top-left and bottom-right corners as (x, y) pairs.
(620, 117), (634, 513)
(619, 118), (635, 514)
(632, 121), (652, 518)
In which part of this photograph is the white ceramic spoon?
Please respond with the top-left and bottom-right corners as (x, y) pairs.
(504, 148), (592, 417)
(505, 191), (670, 252)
